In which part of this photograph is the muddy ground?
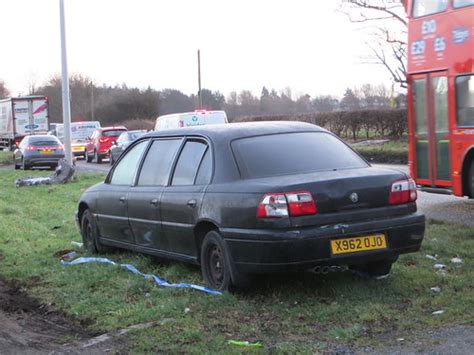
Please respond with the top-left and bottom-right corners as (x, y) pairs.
(1, 277), (473, 354)
(0, 278), (122, 354)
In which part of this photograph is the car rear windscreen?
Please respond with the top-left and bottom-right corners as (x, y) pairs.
(29, 137), (61, 146)
(103, 130), (126, 137)
(232, 132), (368, 178)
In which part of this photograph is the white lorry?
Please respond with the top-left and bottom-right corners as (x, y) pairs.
(0, 96), (49, 150)
(154, 110), (228, 131)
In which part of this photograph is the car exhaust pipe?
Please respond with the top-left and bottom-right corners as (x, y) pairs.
(308, 265), (348, 274)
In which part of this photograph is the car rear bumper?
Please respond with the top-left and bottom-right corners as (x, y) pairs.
(221, 212), (425, 273)
(24, 155), (65, 166)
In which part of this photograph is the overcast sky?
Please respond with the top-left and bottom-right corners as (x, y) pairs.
(0, 0), (395, 98)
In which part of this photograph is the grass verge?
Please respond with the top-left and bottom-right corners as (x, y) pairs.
(0, 169), (472, 352)
(353, 140), (408, 164)
(0, 151), (14, 165)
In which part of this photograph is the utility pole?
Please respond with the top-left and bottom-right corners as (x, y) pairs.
(197, 49), (202, 109)
(59, 0), (73, 165)
(90, 81), (95, 121)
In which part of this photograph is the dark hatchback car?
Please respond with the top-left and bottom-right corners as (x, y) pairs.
(14, 135), (65, 170)
(109, 130), (147, 165)
(77, 122), (425, 291)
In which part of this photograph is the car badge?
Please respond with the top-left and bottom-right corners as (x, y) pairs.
(350, 192), (359, 203)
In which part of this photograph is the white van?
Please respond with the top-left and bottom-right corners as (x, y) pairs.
(154, 110), (228, 131)
(56, 121), (101, 158)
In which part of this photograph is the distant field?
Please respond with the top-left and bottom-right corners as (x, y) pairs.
(0, 169), (472, 352)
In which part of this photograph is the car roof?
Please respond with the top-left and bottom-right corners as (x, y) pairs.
(98, 126), (127, 131)
(26, 135), (59, 140)
(143, 121), (325, 142)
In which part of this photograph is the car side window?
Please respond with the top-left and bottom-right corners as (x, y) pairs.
(172, 141), (208, 186)
(137, 139), (182, 186)
(110, 140), (148, 185)
(195, 148), (212, 185)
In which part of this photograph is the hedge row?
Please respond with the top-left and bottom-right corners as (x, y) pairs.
(231, 109), (407, 139)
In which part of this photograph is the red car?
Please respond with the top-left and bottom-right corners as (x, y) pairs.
(86, 126), (127, 163)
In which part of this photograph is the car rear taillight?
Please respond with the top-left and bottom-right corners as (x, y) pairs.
(26, 145), (37, 151)
(257, 191), (317, 218)
(99, 138), (108, 143)
(389, 179), (417, 205)
(56, 145), (64, 151)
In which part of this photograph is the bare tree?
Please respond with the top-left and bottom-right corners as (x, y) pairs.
(340, 0), (408, 89)
(0, 80), (10, 99)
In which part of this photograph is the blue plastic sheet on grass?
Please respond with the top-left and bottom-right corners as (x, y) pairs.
(60, 257), (222, 296)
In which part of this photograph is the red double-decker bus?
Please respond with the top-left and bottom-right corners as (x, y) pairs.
(404, 0), (474, 196)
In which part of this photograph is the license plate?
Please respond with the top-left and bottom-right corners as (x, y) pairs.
(72, 147), (83, 152)
(331, 234), (387, 255)
(40, 150), (54, 154)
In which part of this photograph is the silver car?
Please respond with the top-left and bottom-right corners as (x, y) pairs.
(14, 135), (65, 170)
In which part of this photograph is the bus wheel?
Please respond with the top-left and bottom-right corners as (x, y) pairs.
(468, 161), (474, 198)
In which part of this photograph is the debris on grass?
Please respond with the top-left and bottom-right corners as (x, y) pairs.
(451, 257), (463, 265)
(15, 159), (75, 187)
(60, 257), (222, 295)
(425, 254), (438, 261)
(81, 321), (158, 349)
(71, 241), (83, 248)
(434, 264), (446, 270)
(432, 310), (444, 315)
(430, 286), (441, 293)
(228, 340), (263, 348)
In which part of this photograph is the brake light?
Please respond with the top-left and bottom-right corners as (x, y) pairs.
(99, 138), (108, 143)
(26, 145), (37, 151)
(257, 191), (317, 218)
(56, 145), (64, 151)
(389, 179), (417, 205)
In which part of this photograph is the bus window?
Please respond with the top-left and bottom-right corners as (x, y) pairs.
(456, 75), (474, 127)
(454, 0), (474, 8)
(413, 0), (448, 17)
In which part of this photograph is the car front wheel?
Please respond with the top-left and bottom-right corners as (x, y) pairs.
(200, 230), (249, 291)
(81, 209), (110, 253)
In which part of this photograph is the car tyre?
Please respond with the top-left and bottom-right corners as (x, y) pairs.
(81, 209), (111, 253)
(200, 230), (249, 292)
(94, 150), (102, 164)
(109, 152), (114, 166)
(14, 158), (20, 170)
(350, 259), (395, 279)
(86, 152), (93, 163)
(22, 158), (30, 170)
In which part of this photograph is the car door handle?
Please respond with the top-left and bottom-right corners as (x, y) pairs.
(187, 199), (197, 208)
(119, 196), (126, 203)
(150, 198), (159, 207)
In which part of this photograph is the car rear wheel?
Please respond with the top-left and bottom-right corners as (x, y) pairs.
(86, 152), (93, 163)
(94, 150), (102, 164)
(350, 259), (395, 279)
(200, 230), (249, 291)
(22, 158), (30, 170)
(81, 209), (110, 253)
